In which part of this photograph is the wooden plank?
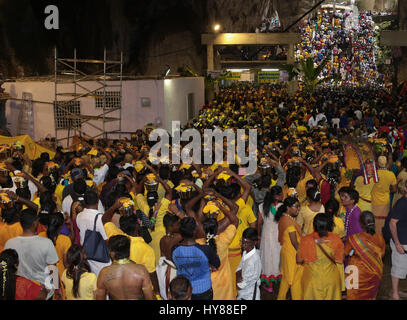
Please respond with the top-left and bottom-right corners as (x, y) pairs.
(65, 114), (120, 122)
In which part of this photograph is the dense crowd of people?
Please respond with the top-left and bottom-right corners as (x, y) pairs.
(0, 80), (406, 300)
(296, 9), (379, 86)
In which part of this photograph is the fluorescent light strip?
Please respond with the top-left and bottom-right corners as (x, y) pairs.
(262, 69), (279, 71)
(227, 69), (250, 72)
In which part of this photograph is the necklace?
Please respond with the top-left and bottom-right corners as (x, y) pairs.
(113, 258), (133, 265)
(283, 213), (296, 221)
(345, 205), (357, 237)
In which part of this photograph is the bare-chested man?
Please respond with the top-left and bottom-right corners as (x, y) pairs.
(160, 214), (182, 260)
(156, 214), (182, 299)
(96, 235), (156, 300)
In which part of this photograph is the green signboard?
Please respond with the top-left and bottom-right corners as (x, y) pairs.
(258, 71), (280, 83)
(226, 72), (242, 81)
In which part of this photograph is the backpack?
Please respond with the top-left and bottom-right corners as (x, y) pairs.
(82, 213), (110, 263)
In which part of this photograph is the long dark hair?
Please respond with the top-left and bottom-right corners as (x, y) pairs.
(359, 211), (376, 235)
(16, 187), (31, 201)
(203, 218), (218, 253)
(313, 213), (329, 238)
(46, 212), (65, 245)
(66, 244), (91, 299)
(263, 186), (282, 218)
(324, 199), (339, 232)
(0, 249), (18, 300)
(327, 169), (341, 201)
(286, 166), (301, 188)
(275, 197), (299, 222)
(306, 187), (321, 203)
(40, 176), (57, 194)
(2, 207), (19, 225)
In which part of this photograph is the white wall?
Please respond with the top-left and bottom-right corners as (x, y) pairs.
(163, 77), (205, 132)
(3, 77), (204, 146)
(120, 80), (165, 134)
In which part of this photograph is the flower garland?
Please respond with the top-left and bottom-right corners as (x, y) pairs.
(345, 205), (357, 237)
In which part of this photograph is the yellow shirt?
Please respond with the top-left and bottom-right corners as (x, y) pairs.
(133, 194), (170, 229)
(61, 270), (97, 300)
(133, 194), (171, 267)
(354, 176), (374, 203)
(285, 170), (313, 204)
(228, 198), (257, 250)
(332, 216), (345, 239)
(38, 232), (72, 278)
(196, 224), (237, 300)
(104, 222), (156, 273)
(0, 222), (23, 253)
(280, 225), (303, 286)
(371, 170), (397, 205)
(157, 181), (174, 203)
(55, 184), (65, 207)
(296, 204), (325, 236)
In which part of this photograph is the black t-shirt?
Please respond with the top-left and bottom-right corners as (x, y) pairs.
(384, 196), (407, 245)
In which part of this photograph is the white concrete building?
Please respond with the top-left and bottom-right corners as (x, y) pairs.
(3, 77), (204, 146)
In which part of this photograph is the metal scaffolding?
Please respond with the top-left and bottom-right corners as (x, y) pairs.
(54, 48), (123, 146)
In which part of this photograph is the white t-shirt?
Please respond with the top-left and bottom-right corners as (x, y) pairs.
(308, 117), (318, 128)
(62, 195), (104, 217)
(332, 118), (340, 128)
(93, 164), (109, 186)
(316, 113), (327, 124)
(354, 110), (362, 121)
(236, 248), (261, 300)
(5, 236), (59, 299)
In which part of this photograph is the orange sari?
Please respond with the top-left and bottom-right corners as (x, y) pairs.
(345, 232), (385, 300)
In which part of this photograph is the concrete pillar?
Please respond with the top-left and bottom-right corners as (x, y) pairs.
(0, 101), (6, 133)
(207, 44), (214, 71)
(287, 44), (295, 64)
(287, 43), (297, 96)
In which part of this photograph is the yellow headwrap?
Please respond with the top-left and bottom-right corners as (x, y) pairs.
(179, 163), (192, 171)
(175, 183), (192, 193)
(328, 155), (339, 163)
(88, 148), (98, 156)
(203, 201), (220, 215)
(217, 172), (231, 183)
(120, 198), (135, 208)
(134, 161), (144, 173)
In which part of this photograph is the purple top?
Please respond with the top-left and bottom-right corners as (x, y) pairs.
(59, 224), (70, 236)
(344, 205), (363, 239)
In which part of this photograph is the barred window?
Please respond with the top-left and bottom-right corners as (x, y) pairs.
(53, 100), (81, 129)
(95, 91), (121, 109)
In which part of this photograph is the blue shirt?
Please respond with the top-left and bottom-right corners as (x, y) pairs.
(172, 244), (220, 294)
(339, 115), (348, 129)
